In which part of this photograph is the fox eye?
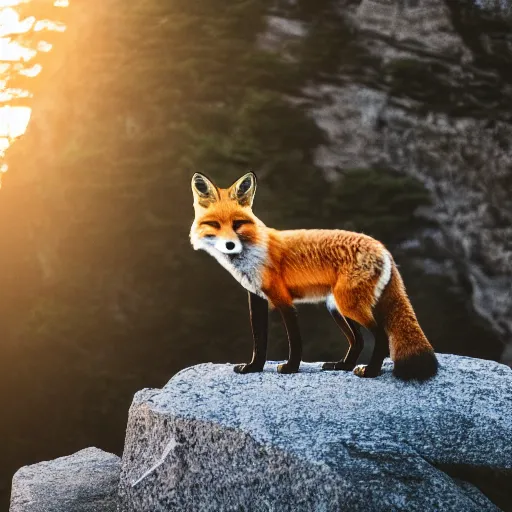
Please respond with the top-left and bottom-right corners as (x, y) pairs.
(232, 219), (253, 231)
(200, 221), (221, 229)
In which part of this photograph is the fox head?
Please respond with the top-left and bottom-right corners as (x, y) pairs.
(189, 172), (264, 258)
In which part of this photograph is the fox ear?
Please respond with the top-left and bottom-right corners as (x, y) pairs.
(191, 173), (219, 208)
(229, 172), (257, 207)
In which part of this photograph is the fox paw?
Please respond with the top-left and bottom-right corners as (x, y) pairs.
(234, 363), (264, 374)
(277, 363), (299, 374)
(322, 361), (355, 371)
(354, 365), (380, 378)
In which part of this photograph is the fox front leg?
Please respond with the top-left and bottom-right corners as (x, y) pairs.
(234, 292), (269, 374)
(276, 305), (302, 374)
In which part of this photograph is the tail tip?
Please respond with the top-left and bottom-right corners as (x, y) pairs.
(393, 349), (438, 382)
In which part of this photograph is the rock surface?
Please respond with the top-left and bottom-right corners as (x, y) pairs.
(118, 354), (512, 511)
(10, 447), (120, 512)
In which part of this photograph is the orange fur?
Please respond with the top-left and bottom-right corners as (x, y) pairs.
(261, 229), (383, 325)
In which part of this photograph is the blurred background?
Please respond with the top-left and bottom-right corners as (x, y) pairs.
(0, 0), (511, 507)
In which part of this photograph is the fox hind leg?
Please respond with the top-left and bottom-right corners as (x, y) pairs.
(354, 324), (389, 378)
(322, 295), (364, 371)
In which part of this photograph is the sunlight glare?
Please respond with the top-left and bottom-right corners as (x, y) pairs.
(0, 1), (29, 8)
(37, 40), (52, 52)
(0, 9), (35, 36)
(19, 62), (41, 76)
(0, 38), (36, 61)
(0, 0), (68, 173)
(34, 19), (66, 32)
(0, 105), (31, 138)
(0, 86), (31, 101)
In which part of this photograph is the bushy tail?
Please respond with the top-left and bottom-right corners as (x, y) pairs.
(376, 262), (438, 381)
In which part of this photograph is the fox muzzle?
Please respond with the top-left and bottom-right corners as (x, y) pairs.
(214, 238), (243, 255)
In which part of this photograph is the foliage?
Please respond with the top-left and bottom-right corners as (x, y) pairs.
(324, 168), (432, 242)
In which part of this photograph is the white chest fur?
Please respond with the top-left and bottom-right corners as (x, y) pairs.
(190, 226), (268, 298)
(211, 245), (266, 297)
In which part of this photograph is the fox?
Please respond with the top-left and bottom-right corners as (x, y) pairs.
(189, 171), (438, 381)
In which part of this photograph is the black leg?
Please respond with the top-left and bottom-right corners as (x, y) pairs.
(234, 292), (268, 374)
(344, 318), (365, 367)
(277, 305), (302, 374)
(323, 301), (364, 371)
(354, 324), (389, 378)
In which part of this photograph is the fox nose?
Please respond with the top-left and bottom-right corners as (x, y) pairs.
(214, 238), (242, 254)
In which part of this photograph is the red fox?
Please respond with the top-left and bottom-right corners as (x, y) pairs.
(190, 171), (438, 381)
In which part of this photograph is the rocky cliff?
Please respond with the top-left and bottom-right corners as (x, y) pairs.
(11, 355), (512, 511)
(265, 0), (512, 360)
